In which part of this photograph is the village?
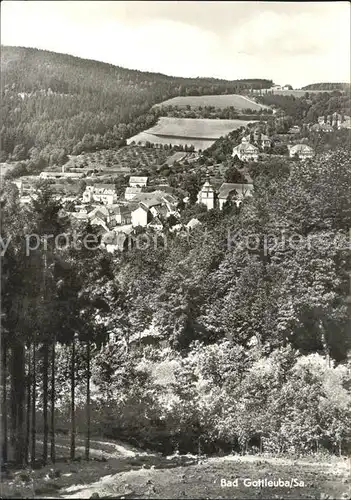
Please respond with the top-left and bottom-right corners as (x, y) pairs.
(9, 107), (350, 256)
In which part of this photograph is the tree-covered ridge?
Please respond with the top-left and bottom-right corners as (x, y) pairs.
(256, 91), (351, 123)
(0, 46), (272, 163)
(302, 82), (351, 91)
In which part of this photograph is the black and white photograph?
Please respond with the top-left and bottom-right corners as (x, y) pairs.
(0, 1), (351, 498)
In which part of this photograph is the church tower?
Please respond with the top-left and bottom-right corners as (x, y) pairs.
(197, 174), (215, 210)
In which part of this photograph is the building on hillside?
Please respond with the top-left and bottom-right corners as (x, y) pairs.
(338, 118), (351, 129)
(186, 218), (202, 230)
(244, 131), (272, 149)
(148, 216), (164, 231)
(129, 176), (148, 187)
(331, 112), (342, 127)
(288, 144), (314, 160)
(197, 176), (216, 210)
(287, 125), (301, 134)
(131, 204), (152, 227)
(310, 123), (334, 133)
(83, 184), (117, 204)
(89, 216), (109, 233)
(71, 212), (89, 222)
(110, 204), (132, 225)
(88, 206), (110, 221)
(129, 190), (180, 227)
(232, 138), (259, 161)
(150, 204), (169, 220)
(125, 186), (142, 201)
(218, 182), (254, 209)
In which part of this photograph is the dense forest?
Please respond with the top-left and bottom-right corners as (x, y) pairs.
(0, 46), (272, 164)
(1, 148), (351, 465)
(302, 82), (351, 91)
(257, 91), (351, 123)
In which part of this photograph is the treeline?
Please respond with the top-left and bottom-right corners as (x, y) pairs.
(1, 149), (351, 463)
(156, 104), (273, 120)
(302, 82), (351, 91)
(0, 46), (272, 164)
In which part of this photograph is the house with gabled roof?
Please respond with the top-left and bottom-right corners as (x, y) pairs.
(131, 204), (151, 227)
(83, 183), (117, 204)
(232, 138), (259, 161)
(109, 204), (132, 225)
(129, 176), (148, 187)
(288, 144), (314, 160)
(310, 123), (334, 133)
(244, 131), (272, 149)
(148, 216), (163, 231)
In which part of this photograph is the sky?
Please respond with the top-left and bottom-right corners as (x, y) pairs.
(1, 1), (350, 88)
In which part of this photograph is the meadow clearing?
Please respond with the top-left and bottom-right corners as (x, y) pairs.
(1, 434), (349, 499)
(127, 117), (255, 150)
(153, 94), (269, 111)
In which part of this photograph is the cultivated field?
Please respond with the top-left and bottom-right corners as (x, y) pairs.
(127, 117), (255, 151)
(153, 94), (268, 111)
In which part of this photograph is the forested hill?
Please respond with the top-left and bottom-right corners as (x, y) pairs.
(0, 46), (272, 164)
(302, 82), (350, 91)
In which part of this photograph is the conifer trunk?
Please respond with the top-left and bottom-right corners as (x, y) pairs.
(85, 341), (91, 461)
(24, 348), (31, 464)
(50, 341), (56, 463)
(1, 339), (8, 464)
(11, 343), (25, 465)
(31, 337), (37, 466)
(42, 343), (49, 464)
(70, 337), (76, 460)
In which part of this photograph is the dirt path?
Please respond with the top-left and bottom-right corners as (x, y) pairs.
(57, 455), (350, 499)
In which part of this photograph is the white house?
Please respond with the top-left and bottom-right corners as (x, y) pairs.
(131, 204), (151, 227)
(288, 144), (314, 160)
(83, 184), (117, 204)
(310, 123), (334, 133)
(197, 177), (215, 210)
(129, 176), (148, 188)
(232, 138), (259, 162)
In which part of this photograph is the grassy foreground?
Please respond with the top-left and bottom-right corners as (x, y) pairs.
(1, 436), (350, 499)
